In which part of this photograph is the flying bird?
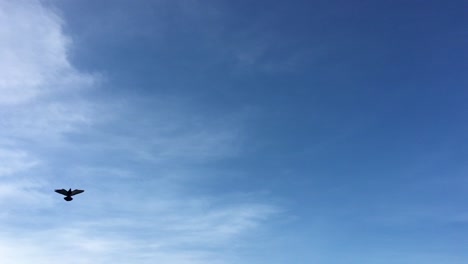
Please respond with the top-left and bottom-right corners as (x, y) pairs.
(55, 188), (84, 201)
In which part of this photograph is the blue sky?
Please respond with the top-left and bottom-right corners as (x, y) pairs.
(0, 0), (467, 263)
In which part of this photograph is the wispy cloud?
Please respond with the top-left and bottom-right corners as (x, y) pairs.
(0, 0), (96, 210)
(0, 196), (277, 263)
(63, 96), (246, 166)
(0, 148), (38, 177)
(0, 1), (280, 263)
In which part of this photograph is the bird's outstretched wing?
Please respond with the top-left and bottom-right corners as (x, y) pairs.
(55, 189), (68, 196)
(71, 189), (84, 196)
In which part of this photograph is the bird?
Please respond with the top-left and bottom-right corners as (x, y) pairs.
(55, 188), (84, 201)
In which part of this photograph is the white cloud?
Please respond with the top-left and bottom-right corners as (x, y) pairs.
(0, 100), (94, 144)
(161, 204), (278, 248)
(0, 0), (95, 105)
(67, 96), (246, 166)
(0, 199), (277, 264)
(0, 0), (97, 145)
(0, 148), (38, 177)
(0, 148), (49, 211)
(0, 1), (280, 263)
(0, 0), (98, 210)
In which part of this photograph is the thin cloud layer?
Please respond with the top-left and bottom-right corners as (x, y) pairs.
(0, 148), (38, 177)
(0, 0), (97, 210)
(0, 1), (279, 263)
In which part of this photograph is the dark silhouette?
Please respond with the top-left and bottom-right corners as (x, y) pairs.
(55, 188), (84, 201)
